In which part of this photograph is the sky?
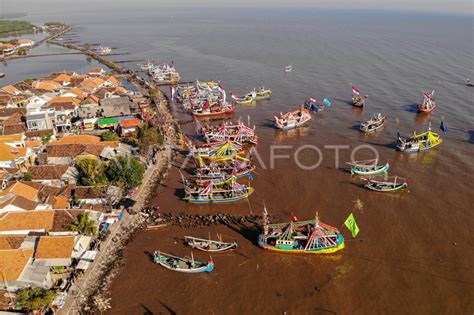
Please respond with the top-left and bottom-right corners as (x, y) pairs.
(0, 0), (472, 16)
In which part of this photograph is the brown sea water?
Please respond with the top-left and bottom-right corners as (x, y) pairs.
(1, 3), (473, 313)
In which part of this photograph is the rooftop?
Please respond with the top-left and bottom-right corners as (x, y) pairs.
(0, 249), (33, 281)
(0, 210), (55, 233)
(35, 236), (75, 259)
(27, 165), (70, 180)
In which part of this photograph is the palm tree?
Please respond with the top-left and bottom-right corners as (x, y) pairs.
(69, 212), (97, 236)
(75, 158), (107, 186)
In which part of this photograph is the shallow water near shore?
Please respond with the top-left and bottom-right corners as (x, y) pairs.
(1, 4), (474, 314)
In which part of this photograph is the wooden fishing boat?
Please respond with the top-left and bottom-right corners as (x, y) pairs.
(192, 101), (235, 118)
(194, 158), (255, 177)
(364, 176), (408, 192)
(200, 121), (257, 144)
(189, 141), (244, 162)
(231, 92), (255, 105)
(417, 90), (436, 113)
(184, 236), (237, 252)
(184, 177), (254, 203)
(303, 98), (325, 113)
(347, 159), (389, 176)
(0, 73), (5, 78)
(274, 107), (312, 131)
(359, 113), (387, 132)
(351, 86), (367, 107)
(397, 129), (442, 153)
(153, 251), (214, 273)
(254, 87), (272, 100)
(467, 79), (474, 87)
(258, 209), (344, 254)
(284, 65), (292, 73)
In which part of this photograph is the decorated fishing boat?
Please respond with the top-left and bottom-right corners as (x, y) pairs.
(258, 208), (345, 254)
(359, 113), (387, 132)
(417, 90), (436, 113)
(274, 107), (312, 131)
(231, 92), (255, 105)
(184, 236), (237, 252)
(153, 251), (214, 273)
(189, 141), (244, 162)
(364, 176), (408, 192)
(351, 86), (367, 108)
(192, 101), (235, 118)
(184, 177), (254, 203)
(346, 159), (390, 176)
(255, 87), (272, 100)
(397, 129), (442, 153)
(200, 121), (257, 144)
(189, 159), (255, 185)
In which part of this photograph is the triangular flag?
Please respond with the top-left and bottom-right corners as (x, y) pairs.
(344, 213), (360, 238)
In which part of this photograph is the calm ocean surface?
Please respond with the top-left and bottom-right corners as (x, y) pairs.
(1, 4), (473, 313)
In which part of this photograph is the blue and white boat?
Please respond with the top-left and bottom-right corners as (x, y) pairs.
(153, 251), (214, 273)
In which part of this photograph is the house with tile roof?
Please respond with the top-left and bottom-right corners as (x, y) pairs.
(31, 80), (63, 92)
(34, 235), (75, 267)
(1, 85), (22, 96)
(27, 165), (77, 186)
(0, 210), (55, 234)
(88, 67), (106, 77)
(16, 39), (35, 47)
(0, 248), (37, 289)
(0, 143), (33, 170)
(0, 195), (41, 213)
(0, 134), (25, 148)
(52, 74), (71, 86)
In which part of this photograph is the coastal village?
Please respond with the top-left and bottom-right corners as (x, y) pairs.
(0, 60), (178, 311)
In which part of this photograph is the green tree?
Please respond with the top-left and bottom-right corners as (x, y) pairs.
(17, 47), (27, 56)
(75, 158), (108, 186)
(107, 156), (145, 189)
(100, 131), (118, 141)
(16, 287), (56, 312)
(41, 133), (52, 144)
(136, 124), (164, 152)
(69, 212), (97, 236)
(23, 171), (32, 181)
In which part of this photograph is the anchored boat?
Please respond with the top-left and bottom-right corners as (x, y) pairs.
(193, 159), (255, 179)
(258, 209), (345, 254)
(347, 159), (390, 176)
(274, 107), (312, 131)
(97, 46), (112, 55)
(254, 87), (272, 100)
(200, 121), (257, 144)
(303, 98), (325, 113)
(351, 86), (367, 107)
(418, 90), (436, 113)
(184, 236), (237, 252)
(0, 73), (5, 78)
(364, 176), (408, 192)
(467, 79), (474, 87)
(192, 101), (235, 118)
(189, 141), (245, 162)
(359, 113), (387, 132)
(284, 65), (293, 73)
(397, 129), (442, 153)
(153, 251), (214, 273)
(184, 176), (254, 203)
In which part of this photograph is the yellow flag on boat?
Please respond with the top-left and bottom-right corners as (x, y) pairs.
(344, 213), (360, 238)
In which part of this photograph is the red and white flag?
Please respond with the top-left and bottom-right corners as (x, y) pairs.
(291, 213), (299, 222)
(352, 86), (360, 95)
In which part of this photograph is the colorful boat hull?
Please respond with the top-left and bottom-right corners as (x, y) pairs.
(258, 234), (345, 254)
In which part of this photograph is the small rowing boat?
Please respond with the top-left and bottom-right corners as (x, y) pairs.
(153, 251), (214, 273)
(258, 208), (344, 254)
(274, 107), (312, 131)
(255, 86), (272, 100)
(347, 159), (390, 176)
(417, 90), (436, 113)
(231, 92), (255, 105)
(359, 113), (387, 132)
(284, 65), (292, 73)
(364, 176), (408, 192)
(397, 129), (442, 153)
(184, 236), (237, 252)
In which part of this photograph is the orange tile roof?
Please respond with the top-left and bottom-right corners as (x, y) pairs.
(52, 196), (69, 209)
(17, 39), (34, 44)
(1, 44), (15, 49)
(55, 135), (101, 144)
(0, 211), (55, 232)
(121, 118), (140, 128)
(65, 88), (87, 99)
(1, 85), (21, 95)
(0, 134), (23, 143)
(105, 76), (119, 86)
(0, 235), (25, 250)
(25, 140), (42, 149)
(32, 80), (63, 91)
(53, 74), (72, 83)
(0, 143), (27, 161)
(0, 194), (39, 210)
(0, 249), (33, 281)
(47, 96), (81, 106)
(35, 236), (75, 259)
(0, 181), (39, 201)
(81, 77), (104, 88)
(89, 67), (104, 73)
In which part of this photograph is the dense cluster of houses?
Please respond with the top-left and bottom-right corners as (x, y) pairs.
(0, 68), (153, 310)
(0, 39), (35, 57)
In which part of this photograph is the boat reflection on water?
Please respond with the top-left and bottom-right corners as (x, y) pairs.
(273, 126), (310, 144)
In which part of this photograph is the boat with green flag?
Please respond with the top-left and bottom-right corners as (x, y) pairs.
(258, 208), (344, 254)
